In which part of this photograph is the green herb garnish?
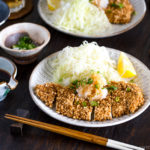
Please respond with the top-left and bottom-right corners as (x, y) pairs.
(95, 84), (100, 89)
(115, 97), (120, 102)
(90, 101), (98, 107)
(82, 101), (87, 107)
(130, 79), (134, 83)
(76, 101), (79, 105)
(126, 87), (131, 92)
(87, 78), (93, 84)
(12, 35), (37, 50)
(107, 86), (118, 91)
(97, 71), (100, 74)
(111, 3), (124, 8)
(132, 11), (136, 16)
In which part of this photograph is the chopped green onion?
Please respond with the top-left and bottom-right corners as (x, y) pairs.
(87, 78), (93, 84)
(107, 86), (118, 91)
(95, 84), (100, 89)
(126, 87), (131, 92)
(97, 71), (100, 74)
(111, 3), (124, 8)
(132, 11), (136, 15)
(76, 101), (79, 105)
(130, 79), (134, 83)
(82, 101), (87, 107)
(90, 101), (98, 107)
(72, 80), (78, 85)
(115, 97), (120, 102)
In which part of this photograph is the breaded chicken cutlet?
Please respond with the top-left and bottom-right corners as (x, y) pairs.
(34, 81), (144, 121)
(105, 0), (134, 24)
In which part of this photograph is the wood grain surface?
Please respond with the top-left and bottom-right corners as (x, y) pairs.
(0, 0), (150, 150)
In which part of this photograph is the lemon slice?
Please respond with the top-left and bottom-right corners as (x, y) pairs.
(118, 52), (136, 78)
(47, 0), (60, 11)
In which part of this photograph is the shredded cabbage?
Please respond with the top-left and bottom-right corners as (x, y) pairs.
(50, 0), (112, 35)
(50, 41), (123, 86)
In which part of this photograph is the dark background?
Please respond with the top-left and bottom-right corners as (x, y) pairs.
(0, 0), (150, 150)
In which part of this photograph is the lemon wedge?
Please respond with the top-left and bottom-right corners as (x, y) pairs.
(118, 52), (136, 78)
(47, 0), (60, 11)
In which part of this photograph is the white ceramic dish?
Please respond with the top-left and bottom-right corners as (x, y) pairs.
(29, 47), (150, 127)
(38, 0), (146, 38)
(0, 22), (50, 64)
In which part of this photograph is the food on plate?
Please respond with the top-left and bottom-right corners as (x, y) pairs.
(118, 52), (136, 78)
(34, 41), (144, 121)
(49, 0), (112, 35)
(105, 0), (134, 24)
(12, 34), (38, 50)
(47, 0), (134, 35)
(47, 0), (60, 11)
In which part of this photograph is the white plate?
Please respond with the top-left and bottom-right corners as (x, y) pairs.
(29, 47), (150, 127)
(38, 0), (146, 38)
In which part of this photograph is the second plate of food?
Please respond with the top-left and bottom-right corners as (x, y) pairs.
(29, 41), (150, 127)
(38, 0), (146, 38)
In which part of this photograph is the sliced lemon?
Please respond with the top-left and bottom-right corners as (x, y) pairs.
(47, 0), (60, 11)
(118, 52), (136, 78)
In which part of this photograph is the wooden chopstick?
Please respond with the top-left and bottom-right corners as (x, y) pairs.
(4, 114), (144, 150)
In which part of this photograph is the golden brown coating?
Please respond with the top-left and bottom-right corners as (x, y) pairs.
(94, 99), (112, 121)
(73, 96), (93, 121)
(55, 85), (75, 118)
(34, 83), (56, 108)
(34, 81), (144, 121)
(106, 81), (144, 117)
(105, 0), (134, 24)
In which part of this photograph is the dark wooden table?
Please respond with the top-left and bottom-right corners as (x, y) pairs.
(0, 0), (150, 150)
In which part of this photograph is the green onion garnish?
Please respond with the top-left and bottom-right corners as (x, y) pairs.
(107, 86), (118, 91)
(126, 87), (131, 92)
(90, 101), (98, 107)
(115, 97), (120, 102)
(82, 101), (87, 107)
(95, 84), (100, 89)
(111, 3), (124, 8)
(87, 78), (93, 84)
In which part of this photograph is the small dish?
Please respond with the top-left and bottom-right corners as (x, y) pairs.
(38, 0), (146, 38)
(0, 56), (18, 101)
(0, 22), (50, 65)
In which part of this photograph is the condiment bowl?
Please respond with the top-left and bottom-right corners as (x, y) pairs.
(0, 56), (18, 101)
(0, 23), (50, 65)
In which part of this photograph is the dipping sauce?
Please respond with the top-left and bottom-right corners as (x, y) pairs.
(0, 69), (10, 83)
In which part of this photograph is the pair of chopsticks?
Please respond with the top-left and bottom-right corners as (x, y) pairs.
(5, 114), (144, 150)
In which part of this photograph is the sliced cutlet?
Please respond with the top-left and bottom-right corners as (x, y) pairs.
(73, 96), (93, 121)
(94, 99), (112, 121)
(126, 83), (144, 113)
(107, 81), (129, 118)
(34, 83), (56, 108)
(55, 85), (75, 118)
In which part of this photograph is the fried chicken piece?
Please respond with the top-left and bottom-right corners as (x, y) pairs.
(55, 85), (75, 118)
(106, 81), (144, 118)
(94, 99), (112, 121)
(73, 96), (93, 121)
(105, 0), (134, 24)
(34, 83), (56, 108)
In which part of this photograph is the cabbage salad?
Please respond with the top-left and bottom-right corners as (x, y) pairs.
(50, 0), (112, 35)
(50, 41), (123, 86)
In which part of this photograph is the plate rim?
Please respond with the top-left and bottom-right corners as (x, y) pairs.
(37, 0), (147, 39)
(29, 47), (150, 127)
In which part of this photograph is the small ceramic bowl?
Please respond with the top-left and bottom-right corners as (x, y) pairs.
(0, 22), (50, 65)
(0, 56), (18, 101)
